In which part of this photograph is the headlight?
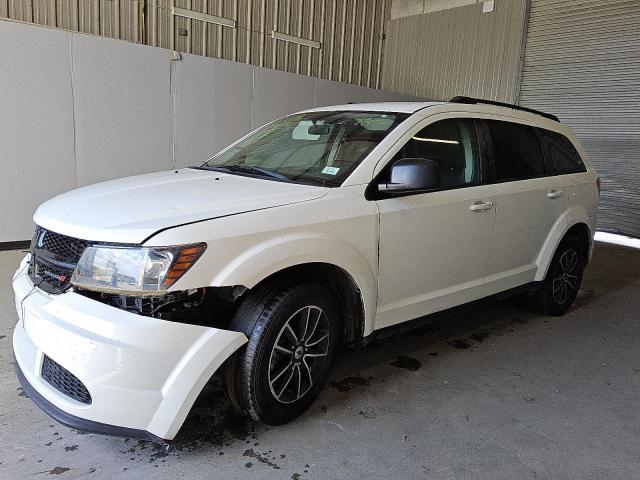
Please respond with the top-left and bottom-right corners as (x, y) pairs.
(71, 243), (206, 296)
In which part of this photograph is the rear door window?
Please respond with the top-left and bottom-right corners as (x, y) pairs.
(486, 120), (545, 181)
(537, 129), (587, 175)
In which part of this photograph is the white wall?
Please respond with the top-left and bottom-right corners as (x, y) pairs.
(0, 20), (417, 242)
(71, 34), (175, 185)
(0, 22), (77, 243)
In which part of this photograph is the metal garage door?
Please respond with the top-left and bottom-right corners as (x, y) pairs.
(518, 0), (640, 237)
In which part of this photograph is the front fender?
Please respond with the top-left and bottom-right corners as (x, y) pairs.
(212, 234), (378, 336)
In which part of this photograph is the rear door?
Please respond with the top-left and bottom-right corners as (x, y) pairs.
(481, 119), (566, 295)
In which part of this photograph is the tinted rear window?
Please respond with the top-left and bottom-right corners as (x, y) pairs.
(537, 129), (587, 175)
(486, 120), (545, 181)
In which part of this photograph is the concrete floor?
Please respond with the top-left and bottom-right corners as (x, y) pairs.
(1, 243), (639, 479)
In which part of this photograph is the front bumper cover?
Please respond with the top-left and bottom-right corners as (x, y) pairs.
(15, 361), (166, 444)
(12, 255), (247, 441)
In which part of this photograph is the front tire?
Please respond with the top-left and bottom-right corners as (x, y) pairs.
(530, 235), (585, 316)
(226, 282), (340, 425)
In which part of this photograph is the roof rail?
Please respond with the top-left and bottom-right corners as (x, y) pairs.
(449, 96), (560, 122)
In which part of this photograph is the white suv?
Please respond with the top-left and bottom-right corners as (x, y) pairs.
(12, 97), (599, 445)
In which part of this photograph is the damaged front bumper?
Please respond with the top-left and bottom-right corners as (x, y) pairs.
(12, 256), (247, 442)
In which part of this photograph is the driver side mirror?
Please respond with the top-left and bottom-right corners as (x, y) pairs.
(378, 158), (441, 195)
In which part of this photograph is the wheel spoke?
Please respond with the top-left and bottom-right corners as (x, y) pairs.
(304, 352), (328, 358)
(300, 307), (311, 341)
(553, 277), (563, 295)
(271, 362), (293, 386)
(306, 332), (329, 348)
(277, 365), (296, 399)
(302, 357), (313, 387)
(304, 309), (322, 344)
(284, 323), (299, 344)
(567, 251), (578, 272)
(295, 364), (302, 400)
(274, 345), (293, 355)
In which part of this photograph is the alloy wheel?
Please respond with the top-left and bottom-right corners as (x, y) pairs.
(552, 248), (579, 305)
(268, 306), (330, 404)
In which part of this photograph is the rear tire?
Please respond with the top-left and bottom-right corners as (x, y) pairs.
(530, 235), (585, 316)
(226, 281), (340, 425)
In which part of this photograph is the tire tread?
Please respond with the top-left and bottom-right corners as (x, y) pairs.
(227, 280), (337, 423)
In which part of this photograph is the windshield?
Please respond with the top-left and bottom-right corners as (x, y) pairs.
(200, 111), (408, 186)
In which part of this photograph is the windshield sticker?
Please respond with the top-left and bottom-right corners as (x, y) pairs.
(322, 166), (340, 175)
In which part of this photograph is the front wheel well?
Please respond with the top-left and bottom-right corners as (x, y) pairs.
(248, 263), (366, 348)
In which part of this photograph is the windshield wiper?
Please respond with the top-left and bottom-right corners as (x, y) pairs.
(200, 164), (290, 181)
(228, 165), (291, 181)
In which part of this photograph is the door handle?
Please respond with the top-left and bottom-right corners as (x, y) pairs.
(547, 190), (564, 199)
(469, 201), (495, 211)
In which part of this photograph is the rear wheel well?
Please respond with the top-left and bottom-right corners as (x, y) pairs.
(248, 263), (366, 348)
(565, 223), (591, 260)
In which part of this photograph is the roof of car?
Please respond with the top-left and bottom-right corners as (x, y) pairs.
(302, 102), (445, 114)
(301, 99), (562, 125)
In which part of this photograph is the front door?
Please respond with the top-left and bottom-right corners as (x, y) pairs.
(375, 118), (496, 329)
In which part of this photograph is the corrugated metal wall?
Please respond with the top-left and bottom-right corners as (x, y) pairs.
(381, 0), (528, 102)
(0, 0), (143, 42)
(0, 0), (389, 88)
(519, 0), (640, 237)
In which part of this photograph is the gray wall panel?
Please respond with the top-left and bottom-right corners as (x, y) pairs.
(173, 55), (254, 168)
(314, 78), (382, 106)
(0, 22), (77, 243)
(252, 66), (316, 128)
(71, 34), (175, 186)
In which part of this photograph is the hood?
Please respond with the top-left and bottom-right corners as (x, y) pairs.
(33, 168), (328, 244)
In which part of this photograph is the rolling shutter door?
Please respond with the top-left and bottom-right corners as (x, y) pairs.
(518, 0), (640, 237)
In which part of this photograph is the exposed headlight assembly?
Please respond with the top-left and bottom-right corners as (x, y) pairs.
(71, 244), (206, 296)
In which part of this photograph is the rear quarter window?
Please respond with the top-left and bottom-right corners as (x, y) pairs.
(537, 129), (587, 175)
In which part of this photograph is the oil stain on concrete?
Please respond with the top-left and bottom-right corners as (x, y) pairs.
(329, 375), (372, 392)
(389, 355), (422, 371)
